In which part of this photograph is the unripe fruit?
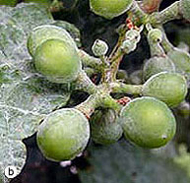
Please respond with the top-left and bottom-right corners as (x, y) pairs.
(147, 28), (163, 43)
(34, 39), (81, 83)
(117, 70), (129, 83)
(51, 21), (81, 47)
(142, 72), (188, 107)
(92, 39), (108, 57)
(120, 97), (176, 148)
(143, 56), (175, 80)
(125, 29), (141, 43)
(121, 29), (142, 53)
(90, 0), (133, 19)
(27, 25), (77, 57)
(90, 109), (123, 145)
(167, 48), (190, 79)
(37, 108), (90, 161)
(180, 0), (190, 21)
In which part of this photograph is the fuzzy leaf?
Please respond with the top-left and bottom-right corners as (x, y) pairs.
(0, 3), (71, 182)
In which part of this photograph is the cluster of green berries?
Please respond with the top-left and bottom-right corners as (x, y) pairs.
(26, 0), (190, 162)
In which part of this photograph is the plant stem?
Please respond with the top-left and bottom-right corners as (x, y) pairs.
(101, 94), (122, 113)
(129, 0), (148, 24)
(160, 30), (175, 53)
(74, 70), (97, 94)
(109, 49), (124, 82)
(146, 24), (165, 57)
(149, 1), (181, 25)
(141, 0), (163, 13)
(148, 39), (165, 57)
(78, 49), (102, 71)
(75, 85), (122, 118)
(83, 67), (96, 77)
(75, 94), (100, 119)
(107, 26), (128, 82)
(110, 82), (143, 95)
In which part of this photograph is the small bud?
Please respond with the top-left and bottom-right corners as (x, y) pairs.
(121, 29), (142, 54)
(92, 39), (108, 57)
(121, 40), (137, 54)
(125, 29), (141, 43)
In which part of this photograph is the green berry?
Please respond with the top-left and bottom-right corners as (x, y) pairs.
(125, 29), (141, 43)
(51, 20), (81, 47)
(116, 70), (129, 83)
(27, 25), (77, 57)
(92, 39), (108, 57)
(37, 108), (90, 161)
(34, 39), (81, 83)
(167, 48), (190, 79)
(180, 0), (190, 21)
(120, 97), (176, 148)
(121, 29), (141, 53)
(143, 56), (175, 80)
(147, 28), (163, 43)
(90, 109), (123, 145)
(142, 72), (188, 107)
(90, 0), (133, 19)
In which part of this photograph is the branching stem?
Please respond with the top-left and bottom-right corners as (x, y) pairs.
(110, 82), (143, 95)
(149, 1), (182, 25)
(78, 49), (102, 71)
(74, 70), (98, 94)
(129, 1), (148, 24)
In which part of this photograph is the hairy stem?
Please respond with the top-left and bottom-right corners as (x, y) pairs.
(78, 49), (102, 71)
(110, 82), (143, 95)
(74, 70), (97, 94)
(149, 1), (181, 25)
(108, 26), (128, 82)
(75, 85), (122, 118)
(109, 49), (124, 82)
(160, 30), (175, 53)
(129, 0), (148, 24)
(101, 94), (122, 112)
(75, 94), (100, 119)
(148, 40), (165, 57)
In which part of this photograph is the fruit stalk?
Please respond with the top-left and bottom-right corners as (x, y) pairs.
(78, 49), (102, 71)
(109, 49), (124, 82)
(110, 82), (143, 95)
(160, 31), (175, 53)
(146, 26), (165, 57)
(129, 0), (148, 24)
(74, 70), (97, 94)
(75, 88), (121, 118)
(75, 94), (100, 119)
(149, 1), (181, 25)
(109, 27), (142, 82)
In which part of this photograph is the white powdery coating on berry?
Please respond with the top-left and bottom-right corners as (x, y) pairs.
(27, 25), (77, 57)
(37, 108), (90, 161)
